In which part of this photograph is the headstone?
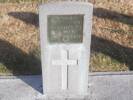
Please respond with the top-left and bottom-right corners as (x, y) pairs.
(39, 2), (93, 99)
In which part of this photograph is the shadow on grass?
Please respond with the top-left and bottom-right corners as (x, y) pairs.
(5, 9), (133, 92)
(94, 8), (133, 25)
(8, 12), (39, 27)
(8, 11), (133, 70)
(91, 35), (133, 70)
(0, 39), (42, 93)
(93, 7), (133, 69)
(0, 39), (41, 75)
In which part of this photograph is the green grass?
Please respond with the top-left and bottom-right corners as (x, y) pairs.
(0, 63), (11, 74)
(90, 52), (128, 72)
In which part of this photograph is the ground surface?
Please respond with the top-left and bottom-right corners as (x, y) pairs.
(0, 3), (41, 75)
(0, 75), (43, 100)
(89, 72), (133, 100)
(0, 74), (133, 100)
(0, 0), (132, 74)
(90, 0), (133, 72)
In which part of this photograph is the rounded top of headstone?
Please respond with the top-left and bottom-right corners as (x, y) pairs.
(39, 1), (93, 9)
(45, 0), (91, 3)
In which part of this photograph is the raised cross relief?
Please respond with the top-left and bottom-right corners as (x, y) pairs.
(52, 50), (78, 90)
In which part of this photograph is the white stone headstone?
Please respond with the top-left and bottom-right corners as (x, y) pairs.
(39, 2), (93, 99)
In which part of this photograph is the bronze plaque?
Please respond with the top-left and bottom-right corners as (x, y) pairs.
(47, 15), (84, 43)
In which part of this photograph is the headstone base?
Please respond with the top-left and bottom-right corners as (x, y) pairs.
(37, 94), (89, 100)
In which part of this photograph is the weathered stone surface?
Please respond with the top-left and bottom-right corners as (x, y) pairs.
(0, 76), (42, 100)
(0, 73), (133, 100)
(39, 2), (93, 97)
(89, 72), (133, 100)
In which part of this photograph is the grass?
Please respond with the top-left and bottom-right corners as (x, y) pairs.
(0, 48), (41, 75)
(0, 0), (46, 3)
(0, 1), (132, 75)
(0, 3), (42, 75)
(0, 63), (11, 74)
(90, 52), (128, 72)
(90, 0), (133, 72)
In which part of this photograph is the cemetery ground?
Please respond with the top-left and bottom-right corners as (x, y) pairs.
(0, 0), (132, 75)
(0, 1), (132, 100)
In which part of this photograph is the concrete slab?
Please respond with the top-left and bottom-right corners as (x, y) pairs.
(89, 72), (133, 100)
(0, 75), (43, 100)
(0, 72), (133, 100)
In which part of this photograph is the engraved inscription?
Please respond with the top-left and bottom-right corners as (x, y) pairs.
(48, 15), (84, 43)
